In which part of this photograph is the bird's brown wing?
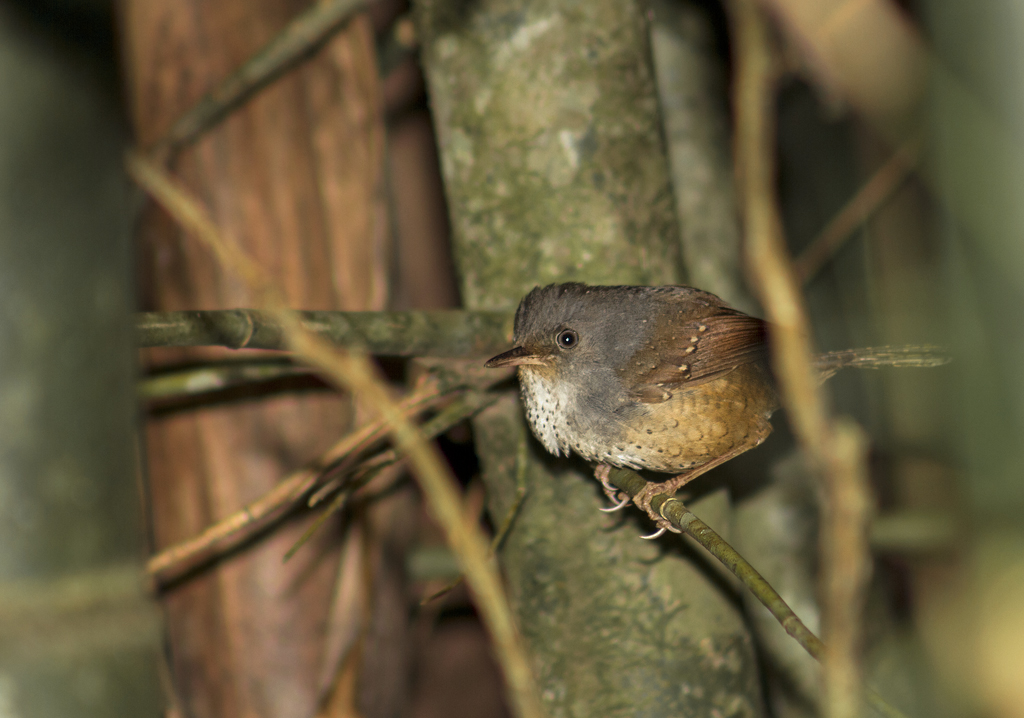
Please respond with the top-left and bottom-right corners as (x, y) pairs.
(625, 310), (770, 404)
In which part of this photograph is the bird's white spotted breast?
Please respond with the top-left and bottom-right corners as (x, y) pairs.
(517, 368), (573, 457)
(517, 367), (648, 470)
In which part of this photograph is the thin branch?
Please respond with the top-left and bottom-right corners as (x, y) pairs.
(136, 309), (512, 356)
(603, 468), (906, 718)
(145, 377), (445, 585)
(285, 391), (500, 560)
(126, 152), (546, 718)
(420, 457), (528, 606)
(310, 390), (498, 508)
(138, 360), (311, 401)
(610, 468), (824, 655)
(725, 3), (873, 718)
(145, 358), (510, 583)
(813, 345), (948, 372)
(149, 0), (366, 156)
(280, 285), (547, 718)
(795, 138), (922, 285)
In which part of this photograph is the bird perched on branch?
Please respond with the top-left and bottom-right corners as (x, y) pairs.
(486, 283), (946, 537)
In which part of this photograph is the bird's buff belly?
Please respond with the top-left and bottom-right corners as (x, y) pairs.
(519, 371), (771, 474)
(566, 396), (760, 473)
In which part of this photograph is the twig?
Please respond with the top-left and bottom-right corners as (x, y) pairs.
(794, 138), (921, 285)
(144, 364), (505, 582)
(603, 468), (906, 718)
(309, 390), (498, 508)
(813, 344), (949, 382)
(420, 462), (528, 606)
(135, 309), (512, 356)
(138, 360), (311, 401)
(145, 377), (444, 585)
(609, 469), (823, 654)
(490, 439), (529, 554)
(149, 0), (366, 156)
(281, 304), (547, 718)
(286, 392), (500, 560)
(725, 3), (873, 718)
(126, 152), (546, 718)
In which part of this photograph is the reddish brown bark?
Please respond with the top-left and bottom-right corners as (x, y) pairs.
(120, 3), (390, 716)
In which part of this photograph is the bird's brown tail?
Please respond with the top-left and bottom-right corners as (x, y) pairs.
(813, 345), (950, 381)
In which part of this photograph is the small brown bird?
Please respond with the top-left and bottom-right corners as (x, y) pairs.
(485, 283), (945, 536)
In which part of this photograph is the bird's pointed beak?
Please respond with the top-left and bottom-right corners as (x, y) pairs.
(485, 345), (548, 368)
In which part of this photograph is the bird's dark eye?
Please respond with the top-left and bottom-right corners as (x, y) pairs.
(556, 329), (578, 349)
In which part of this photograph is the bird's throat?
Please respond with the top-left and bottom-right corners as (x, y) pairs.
(517, 367), (573, 457)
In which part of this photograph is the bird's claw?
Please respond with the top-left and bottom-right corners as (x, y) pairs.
(634, 485), (683, 539)
(595, 465), (684, 538)
(595, 464), (629, 508)
(598, 496), (630, 513)
(638, 516), (683, 539)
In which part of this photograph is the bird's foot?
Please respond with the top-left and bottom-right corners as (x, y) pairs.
(596, 466), (690, 538)
(633, 482), (684, 539)
(595, 464), (630, 511)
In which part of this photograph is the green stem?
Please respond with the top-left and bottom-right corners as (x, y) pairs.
(136, 309), (513, 356)
(604, 467), (909, 718)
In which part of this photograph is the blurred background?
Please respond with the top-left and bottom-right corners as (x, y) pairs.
(0, 0), (1021, 716)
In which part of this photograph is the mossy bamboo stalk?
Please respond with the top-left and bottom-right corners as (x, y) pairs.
(414, 0), (765, 714)
(136, 309), (512, 355)
(0, 26), (163, 713)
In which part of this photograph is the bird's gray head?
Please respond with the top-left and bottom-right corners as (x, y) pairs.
(484, 283), (657, 376)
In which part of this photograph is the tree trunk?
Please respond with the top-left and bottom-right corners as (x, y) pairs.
(120, 2), (392, 716)
(0, 7), (163, 715)
(414, 0), (764, 715)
